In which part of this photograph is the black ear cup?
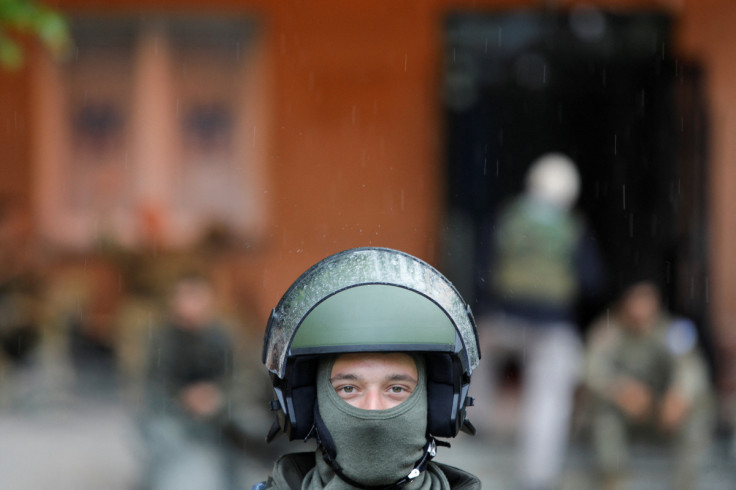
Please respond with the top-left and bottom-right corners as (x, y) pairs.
(281, 358), (318, 440)
(426, 354), (467, 438)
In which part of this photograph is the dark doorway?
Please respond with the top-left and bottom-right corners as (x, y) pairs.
(442, 9), (710, 339)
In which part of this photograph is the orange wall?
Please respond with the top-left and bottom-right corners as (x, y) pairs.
(678, 0), (736, 391)
(2, 0), (734, 345)
(0, 60), (32, 207)
(3, 0), (451, 325)
(254, 3), (443, 314)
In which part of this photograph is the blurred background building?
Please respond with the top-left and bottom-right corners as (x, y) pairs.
(1, 0), (735, 488)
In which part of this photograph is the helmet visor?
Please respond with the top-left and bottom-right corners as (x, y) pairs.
(263, 247), (479, 378)
(291, 284), (458, 354)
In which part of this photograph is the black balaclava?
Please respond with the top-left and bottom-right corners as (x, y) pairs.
(302, 355), (449, 490)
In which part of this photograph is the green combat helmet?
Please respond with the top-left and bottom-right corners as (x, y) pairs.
(262, 247), (480, 442)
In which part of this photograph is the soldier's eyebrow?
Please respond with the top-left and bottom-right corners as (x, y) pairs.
(330, 373), (361, 383)
(330, 372), (417, 385)
(386, 373), (417, 384)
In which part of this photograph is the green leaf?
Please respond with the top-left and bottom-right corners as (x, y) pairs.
(0, 33), (23, 69)
(0, 0), (36, 28)
(35, 8), (69, 53)
(0, 1), (70, 67)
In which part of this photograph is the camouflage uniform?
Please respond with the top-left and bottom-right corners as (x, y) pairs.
(584, 312), (712, 490)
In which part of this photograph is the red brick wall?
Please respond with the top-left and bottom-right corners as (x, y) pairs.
(2, 0), (734, 342)
(679, 0), (736, 398)
(0, 59), (32, 207)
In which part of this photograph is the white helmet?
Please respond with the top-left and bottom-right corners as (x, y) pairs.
(525, 152), (581, 210)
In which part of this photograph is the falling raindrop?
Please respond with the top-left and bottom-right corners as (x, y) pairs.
(705, 276), (710, 303)
(622, 184), (626, 209)
(629, 212), (634, 238)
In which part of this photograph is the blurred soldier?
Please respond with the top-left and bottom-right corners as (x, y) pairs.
(0, 198), (41, 368)
(0, 198), (43, 409)
(141, 272), (239, 490)
(584, 280), (713, 490)
(256, 247), (481, 489)
(476, 153), (604, 490)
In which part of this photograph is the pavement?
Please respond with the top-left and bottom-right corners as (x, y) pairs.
(0, 367), (734, 490)
(440, 431), (736, 490)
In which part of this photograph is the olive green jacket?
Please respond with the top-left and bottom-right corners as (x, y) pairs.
(261, 452), (481, 489)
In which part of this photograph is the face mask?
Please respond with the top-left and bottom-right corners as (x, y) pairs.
(313, 355), (429, 487)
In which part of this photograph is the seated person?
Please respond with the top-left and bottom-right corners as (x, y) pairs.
(584, 280), (713, 490)
(141, 272), (238, 490)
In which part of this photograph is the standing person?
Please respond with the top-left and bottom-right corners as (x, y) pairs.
(475, 153), (605, 490)
(141, 272), (239, 490)
(256, 247), (482, 489)
(584, 280), (713, 490)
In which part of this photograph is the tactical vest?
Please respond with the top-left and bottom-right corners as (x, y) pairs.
(493, 197), (581, 306)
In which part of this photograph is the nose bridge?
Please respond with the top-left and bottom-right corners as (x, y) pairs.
(365, 387), (383, 410)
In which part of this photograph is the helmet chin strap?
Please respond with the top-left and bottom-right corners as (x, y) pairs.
(312, 406), (441, 490)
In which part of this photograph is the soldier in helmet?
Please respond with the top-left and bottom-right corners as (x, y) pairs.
(256, 247), (482, 489)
